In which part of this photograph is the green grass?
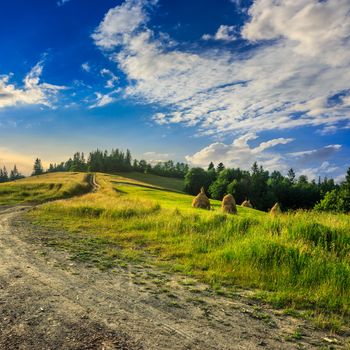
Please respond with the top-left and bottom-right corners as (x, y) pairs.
(0, 172), (91, 205)
(20, 172), (350, 330)
(114, 171), (184, 192)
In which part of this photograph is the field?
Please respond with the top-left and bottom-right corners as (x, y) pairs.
(20, 172), (350, 331)
(0, 172), (91, 205)
(114, 171), (185, 192)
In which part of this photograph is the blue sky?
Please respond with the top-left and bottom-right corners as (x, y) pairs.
(0, 0), (349, 180)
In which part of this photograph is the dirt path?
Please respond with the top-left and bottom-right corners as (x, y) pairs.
(0, 206), (348, 349)
(90, 174), (100, 192)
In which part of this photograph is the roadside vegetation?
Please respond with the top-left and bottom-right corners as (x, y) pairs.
(25, 172), (350, 331)
(0, 172), (91, 205)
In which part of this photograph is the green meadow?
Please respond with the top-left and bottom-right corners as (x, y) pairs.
(14, 172), (348, 331)
(114, 171), (185, 192)
(0, 172), (91, 205)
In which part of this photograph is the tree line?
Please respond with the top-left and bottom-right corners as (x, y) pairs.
(315, 168), (350, 213)
(0, 165), (25, 183)
(184, 162), (349, 212)
(5, 148), (348, 213)
(45, 149), (189, 179)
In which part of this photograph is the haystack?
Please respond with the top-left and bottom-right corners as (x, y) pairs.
(192, 187), (211, 210)
(241, 199), (252, 208)
(270, 202), (281, 216)
(221, 194), (237, 214)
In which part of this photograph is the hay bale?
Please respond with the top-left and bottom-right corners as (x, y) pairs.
(241, 199), (252, 208)
(192, 187), (210, 210)
(270, 202), (281, 216)
(221, 194), (237, 214)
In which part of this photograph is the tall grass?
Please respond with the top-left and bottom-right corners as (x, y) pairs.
(0, 172), (91, 205)
(27, 173), (350, 329)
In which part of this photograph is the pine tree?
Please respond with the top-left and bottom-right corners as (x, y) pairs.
(125, 149), (132, 170)
(2, 166), (8, 182)
(0, 167), (8, 183)
(216, 162), (225, 173)
(32, 158), (44, 176)
(10, 165), (20, 180)
(287, 168), (296, 184)
(207, 162), (215, 171)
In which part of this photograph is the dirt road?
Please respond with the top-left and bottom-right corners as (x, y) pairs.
(0, 206), (348, 349)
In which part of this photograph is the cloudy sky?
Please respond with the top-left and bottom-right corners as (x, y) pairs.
(0, 0), (349, 180)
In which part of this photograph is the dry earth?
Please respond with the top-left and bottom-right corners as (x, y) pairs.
(0, 205), (349, 349)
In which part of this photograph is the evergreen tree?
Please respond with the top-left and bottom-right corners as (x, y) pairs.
(287, 168), (296, 184)
(216, 162), (225, 173)
(250, 162), (271, 210)
(32, 158), (44, 176)
(9, 165), (24, 181)
(125, 149), (132, 170)
(0, 166), (9, 183)
(133, 159), (139, 170)
(207, 162), (215, 171)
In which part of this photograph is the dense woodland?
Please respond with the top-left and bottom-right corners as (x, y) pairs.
(184, 162), (349, 212)
(1, 148), (349, 212)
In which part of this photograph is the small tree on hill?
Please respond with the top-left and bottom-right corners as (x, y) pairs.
(0, 166), (9, 183)
(32, 158), (44, 176)
(10, 165), (24, 181)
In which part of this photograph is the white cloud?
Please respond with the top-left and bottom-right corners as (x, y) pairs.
(334, 174), (346, 184)
(92, 0), (154, 49)
(143, 151), (171, 158)
(81, 62), (91, 72)
(202, 25), (238, 42)
(298, 161), (339, 181)
(57, 0), (71, 6)
(142, 151), (173, 164)
(89, 92), (116, 108)
(92, 0), (350, 137)
(0, 61), (65, 109)
(185, 133), (293, 171)
(288, 144), (341, 159)
(316, 125), (337, 136)
(100, 68), (118, 88)
(241, 0), (350, 66)
(287, 144), (342, 179)
(186, 136), (344, 180)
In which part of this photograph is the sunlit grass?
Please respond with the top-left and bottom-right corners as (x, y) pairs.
(114, 171), (184, 192)
(25, 172), (350, 330)
(0, 172), (91, 205)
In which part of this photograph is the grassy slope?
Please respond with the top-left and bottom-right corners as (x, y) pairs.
(26, 172), (350, 330)
(114, 171), (184, 192)
(0, 172), (91, 205)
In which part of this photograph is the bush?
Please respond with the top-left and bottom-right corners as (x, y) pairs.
(315, 189), (347, 213)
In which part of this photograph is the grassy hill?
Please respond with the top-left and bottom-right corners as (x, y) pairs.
(0, 172), (91, 205)
(18, 172), (349, 330)
(114, 171), (184, 192)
